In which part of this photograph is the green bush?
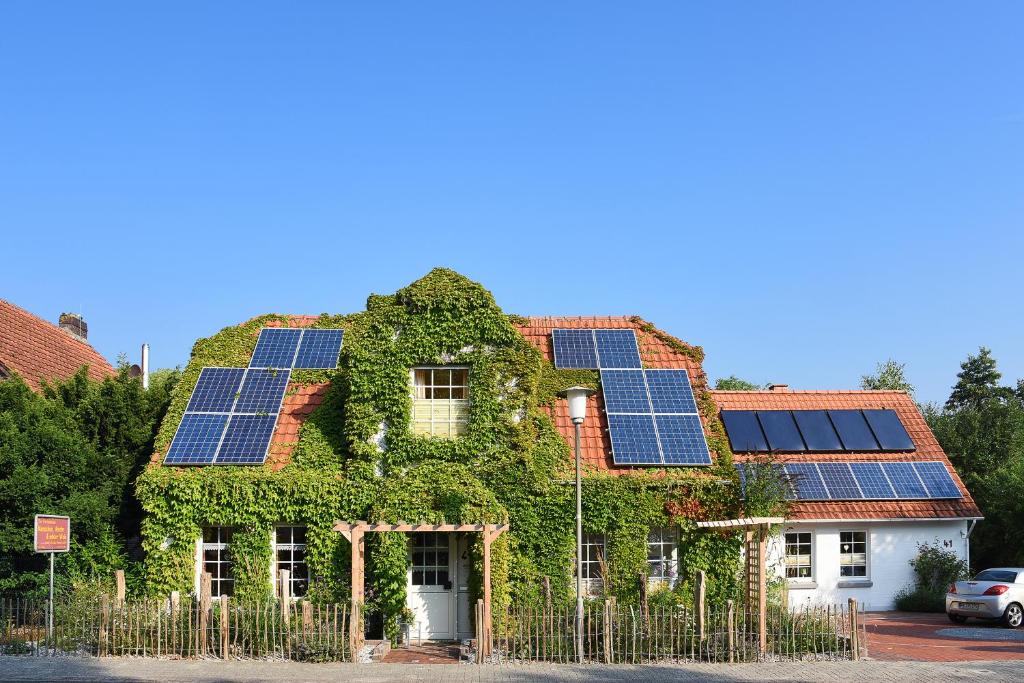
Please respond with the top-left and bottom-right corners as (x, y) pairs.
(893, 542), (970, 612)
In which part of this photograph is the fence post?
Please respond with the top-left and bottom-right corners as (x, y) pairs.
(475, 599), (484, 664)
(727, 599), (735, 663)
(219, 595), (229, 659)
(199, 572), (212, 656)
(848, 598), (859, 661)
(302, 601), (313, 642)
(114, 570), (126, 606)
(169, 591), (179, 652)
(99, 594), (110, 657)
(695, 570), (706, 641)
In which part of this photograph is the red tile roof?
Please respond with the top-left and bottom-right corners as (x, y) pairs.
(0, 299), (115, 392)
(711, 390), (982, 521)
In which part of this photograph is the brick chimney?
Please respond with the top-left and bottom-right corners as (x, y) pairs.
(767, 383), (790, 392)
(59, 312), (88, 341)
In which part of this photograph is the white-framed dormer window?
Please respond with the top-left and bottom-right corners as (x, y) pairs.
(411, 367), (470, 438)
(201, 526), (234, 597)
(839, 530), (868, 578)
(580, 532), (607, 594)
(274, 526), (309, 598)
(784, 531), (813, 581)
(647, 528), (678, 587)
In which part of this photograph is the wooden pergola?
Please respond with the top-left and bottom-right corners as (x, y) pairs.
(333, 520), (509, 661)
(695, 516), (783, 653)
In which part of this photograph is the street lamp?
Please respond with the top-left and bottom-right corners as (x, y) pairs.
(558, 385), (595, 663)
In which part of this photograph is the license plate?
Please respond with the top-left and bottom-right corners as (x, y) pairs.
(957, 602), (981, 610)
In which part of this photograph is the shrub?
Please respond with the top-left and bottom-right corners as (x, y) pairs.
(893, 542), (970, 612)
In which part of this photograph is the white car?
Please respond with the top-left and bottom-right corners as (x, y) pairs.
(946, 568), (1024, 628)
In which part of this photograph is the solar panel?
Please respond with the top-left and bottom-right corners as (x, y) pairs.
(792, 410), (843, 451)
(645, 370), (698, 414)
(849, 462), (897, 499)
(863, 409), (915, 451)
(595, 329), (642, 369)
(757, 411), (806, 452)
(234, 369), (291, 414)
(656, 415), (712, 464)
(294, 329), (344, 369)
(784, 463), (829, 500)
(720, 411), (768, 452)
(185, 368), (245, 413)
(250, 328), (302, 368)
(600, 370), (651, 413)
(164, 414), (229, 465)
(882, 462), (928, 498)
(914, 461), (962, 499)
(215, 414), (277, 464)
(552, 329), (598, 369)
(817, 462), (862, 499)
(607, 413), (661, 465)
(828, 410), (880, 451)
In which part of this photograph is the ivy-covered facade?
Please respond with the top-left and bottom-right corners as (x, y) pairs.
(137, 269), (745, 639)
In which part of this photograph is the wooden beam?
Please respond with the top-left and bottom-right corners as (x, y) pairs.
(334, 521), (510, 533)
(695, 517), (784, 529)
(482, 527), (493, 657)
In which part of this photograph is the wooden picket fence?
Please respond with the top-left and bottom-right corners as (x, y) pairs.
(0, 594), (351, 661)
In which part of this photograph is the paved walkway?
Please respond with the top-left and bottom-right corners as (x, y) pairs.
(863, 611), (1024, 662)
(2, 658), (1024, 682)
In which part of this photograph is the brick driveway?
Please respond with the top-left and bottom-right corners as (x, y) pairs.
(864, 611), (1024, 662)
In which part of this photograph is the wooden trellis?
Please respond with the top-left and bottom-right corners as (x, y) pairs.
(333, 521), (509, 662)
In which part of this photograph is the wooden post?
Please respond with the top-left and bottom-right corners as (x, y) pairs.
(757, 526), (767, 655)
(99, 595), (110, 657)
(475, 599), (484, 664)
(348, 529), (364, 662)
(603, 598), (612, 663)
(695, 570), (706, 641)
(638, 571), (648, 626)
(170, 591), (180, 653)
(114, 570), (126, 606)
(219, 595), (229, 659)
(482, 527), (493, 657)
(199, 572), (212, 656)
(727, 599), (735, 663)
(848, 598), (859, 661)
(279, 569), (291, 608)
(302, 601), (313, 640)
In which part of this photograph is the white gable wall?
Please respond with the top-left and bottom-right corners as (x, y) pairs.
(766, 519), (971, 611)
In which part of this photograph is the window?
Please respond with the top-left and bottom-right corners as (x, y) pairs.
(202, 527), (234, 597)
(647, 528), (678, 587)
(410, 532), (450, 586)
(411, 367), (470, 438)
(275, 526), (309, 598)
(784, 531), (812, 580)
(839, 531), (867, 578)
(580, 533), (606, 593)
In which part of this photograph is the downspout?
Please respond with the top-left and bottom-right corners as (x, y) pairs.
(964, 519), (978, 570)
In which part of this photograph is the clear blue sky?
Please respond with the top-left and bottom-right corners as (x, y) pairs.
(2, 3), (1022, 405)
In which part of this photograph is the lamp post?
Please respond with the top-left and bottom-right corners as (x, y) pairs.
(558, 386), (595, 663)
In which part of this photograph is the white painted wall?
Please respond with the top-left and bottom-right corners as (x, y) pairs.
(766, 519), (971, 611)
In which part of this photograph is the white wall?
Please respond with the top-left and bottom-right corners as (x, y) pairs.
(766, 519), (970, 611)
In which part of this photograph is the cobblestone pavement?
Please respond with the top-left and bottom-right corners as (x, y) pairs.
(863, 612), (1024, 661)
(2, 658), (1024, 682)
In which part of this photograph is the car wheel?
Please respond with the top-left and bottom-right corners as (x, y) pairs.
(948, 613), (968, 624)
(1002, 603), (1023, 629)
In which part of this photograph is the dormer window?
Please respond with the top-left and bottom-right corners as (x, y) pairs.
(411, 367), (470, 438)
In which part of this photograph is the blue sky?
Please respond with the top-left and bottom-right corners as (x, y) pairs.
(2, 3), (1021, 405)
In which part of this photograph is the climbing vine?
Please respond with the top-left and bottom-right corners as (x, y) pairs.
(137, 269), (754, 640)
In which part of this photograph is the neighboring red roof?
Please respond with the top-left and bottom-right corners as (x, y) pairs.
(711, 390), (982, 521)
(0, 299), (115, 392)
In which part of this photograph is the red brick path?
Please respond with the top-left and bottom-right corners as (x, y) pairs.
(381, 642), (461, 664)
(864, 611), (1024, 661)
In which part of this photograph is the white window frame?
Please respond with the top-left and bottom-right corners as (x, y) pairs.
(784, 530), (813, 583)
(580, 532), (607, 594)
(273, 525), (309, 598)
(200, 526), (234, 597)
(839, 529), (869, 579)
(410, 366), (470, 438)
(647, 527), (678, 587)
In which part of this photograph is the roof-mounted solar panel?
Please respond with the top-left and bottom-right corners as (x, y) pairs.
(600, 369), (651, 413)
(758, 411), (806, 452)
(849, 462), (897, 499)
(827, 410), (881, 451)
(185, 368), (246, 413)
(784, 463), (829, 500)
(736, 460), (961, 501)
(792, 410), (843, 451)
(234, 368), (291, 414)
(606, 413), (660, 465)
(817, 462), (862, 499)
(164, 414), (229, 465)
(881, 462), (928, 498)
(215, 414), (278, 464)
(656, 414), (712, 465)
(594, 329), (642, 369)
(863, 409), (914, 451)
(294, 329), (344, 369)
(552, 329), (598, 369)
(645, 369), (698, 414)
(250, 328), (302, 368)
(251, 327), (344, 370)
(720, 411), (769, 452)
(914, 461), (961, 499)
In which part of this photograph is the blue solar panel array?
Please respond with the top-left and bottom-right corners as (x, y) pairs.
(250, 328), (344, 369)
(735, 461), (962, 501)
(551, 329), (642, 369)
(164, 366), (291, 466)
(721, 409), (915, 453)
(601, 367), (711, 466)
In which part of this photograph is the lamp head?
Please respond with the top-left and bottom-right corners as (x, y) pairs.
(557, 386), (596, 424)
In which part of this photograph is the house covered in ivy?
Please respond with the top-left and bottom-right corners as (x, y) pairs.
(139, 268), (978, 639)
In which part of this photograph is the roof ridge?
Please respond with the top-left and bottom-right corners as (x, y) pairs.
(0, 298), (105, 355)
(710, 389), (912, 395)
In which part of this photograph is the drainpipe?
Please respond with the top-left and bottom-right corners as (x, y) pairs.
(964, 519), (978, 570)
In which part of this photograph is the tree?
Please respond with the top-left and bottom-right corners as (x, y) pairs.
(715, 375), (762, 391)
(945, 347), (1014, 411)
(860, 359), (915, 394)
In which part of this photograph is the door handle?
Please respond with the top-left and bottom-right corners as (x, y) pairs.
(444, 580), (453, 591)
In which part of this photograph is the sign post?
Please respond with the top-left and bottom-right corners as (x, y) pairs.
(34, 515), (70, 642)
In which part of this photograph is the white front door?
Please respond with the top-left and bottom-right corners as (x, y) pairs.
(407, 532), (455, 641)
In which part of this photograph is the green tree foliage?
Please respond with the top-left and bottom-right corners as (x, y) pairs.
(945, 347), (1014, 411)
(893, 542), (970, 612)
(860, 359), (915, 394)
(714, 376), (762, 391)
(0, 367), (177, 595)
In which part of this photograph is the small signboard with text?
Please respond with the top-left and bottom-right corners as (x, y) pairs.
(34, 515), (70, 553)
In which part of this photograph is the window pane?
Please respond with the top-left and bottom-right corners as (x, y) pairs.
(293, 527), (307, 544)
(451, 369), (468, 386)
(414, 369), (430, 387)
(450, 387), (465, 400)
(435, 369), (451, 386)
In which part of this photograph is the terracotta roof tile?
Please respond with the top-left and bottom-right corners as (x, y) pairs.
(0, 299), (115, 392)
